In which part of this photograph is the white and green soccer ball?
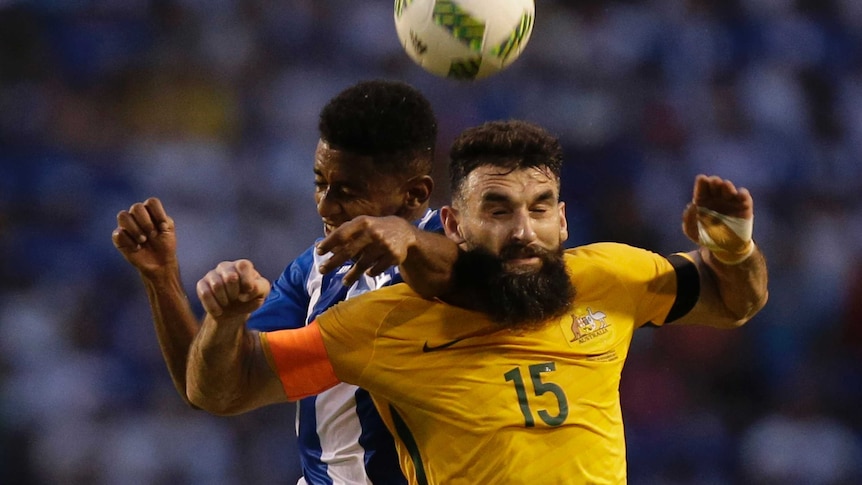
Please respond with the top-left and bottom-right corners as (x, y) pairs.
(394, 0), (535, 81)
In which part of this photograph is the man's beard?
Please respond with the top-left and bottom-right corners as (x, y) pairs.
(451, 244), (575, 330)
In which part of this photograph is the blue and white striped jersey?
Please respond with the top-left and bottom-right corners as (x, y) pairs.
(247, 209), (442, 485)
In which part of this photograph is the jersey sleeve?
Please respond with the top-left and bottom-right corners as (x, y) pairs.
(260, 322), (340, 400)
(619, 245), (698, 326)
(574, 243), (698, 327)
(247, 245), (316, 331)
(314, 290), (398, 387)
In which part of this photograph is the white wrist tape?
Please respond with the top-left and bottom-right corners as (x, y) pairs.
(696, 207), (754, 265)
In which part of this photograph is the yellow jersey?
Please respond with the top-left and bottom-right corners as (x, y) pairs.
(315, 242), (693, 484)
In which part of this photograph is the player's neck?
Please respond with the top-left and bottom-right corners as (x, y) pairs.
(401, 204), (430, 223)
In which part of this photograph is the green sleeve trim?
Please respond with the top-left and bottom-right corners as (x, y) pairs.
(389, 404), (428, 485)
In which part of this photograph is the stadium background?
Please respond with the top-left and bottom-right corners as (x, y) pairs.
(1, 0), (861, 483)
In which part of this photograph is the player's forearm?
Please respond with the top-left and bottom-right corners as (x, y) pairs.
(186, 314), (271, 415)
(400, 230), (460, 299)
(140, 267), (201, 406)
(697, 245), (769, 327)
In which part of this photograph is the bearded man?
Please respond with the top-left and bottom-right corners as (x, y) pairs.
(186, 120), (768, 484)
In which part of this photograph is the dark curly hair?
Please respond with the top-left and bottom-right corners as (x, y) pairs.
(448, 120), (563, 200)
(318, 80), (438, 176)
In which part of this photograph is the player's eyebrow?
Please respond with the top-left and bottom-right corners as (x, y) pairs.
(481, 192), (513, 204)
(531, 190), (556, 204)
(481, 189), (557, 205)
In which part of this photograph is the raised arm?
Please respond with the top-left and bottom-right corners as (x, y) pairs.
(673, 175), (769, 328)
(316, 215), (459, 298)
(186, 259), (288, 415)
(112, 198), (200, 406)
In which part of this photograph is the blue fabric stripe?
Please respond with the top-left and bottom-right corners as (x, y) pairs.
(297, 395), (333, 485)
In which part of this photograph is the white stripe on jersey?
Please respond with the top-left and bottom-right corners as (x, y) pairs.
(314, 384), (373, 485)
(303, 249), (405, 484)
(305, 250), (327, 325)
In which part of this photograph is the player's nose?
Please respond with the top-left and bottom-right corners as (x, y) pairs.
(509, 210), (537, 243)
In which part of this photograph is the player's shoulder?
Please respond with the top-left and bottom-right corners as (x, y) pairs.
(353, 282), (422, 303)
(327, 283), (429, 325)
(272, 242), (322, 279)
(337, 282), (428, 312)
(565, 241), (647, 259)
(564, 242), (667, 271)
(284, 241), (322, 269)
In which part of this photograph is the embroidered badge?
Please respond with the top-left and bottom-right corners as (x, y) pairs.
(570, 307), (610, 343)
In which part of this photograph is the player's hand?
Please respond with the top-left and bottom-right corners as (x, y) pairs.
(196, 259), (270, 319)
(316, 215), (418, 286)
(682, 174), (755, 264)
(112, 197), (178, 275)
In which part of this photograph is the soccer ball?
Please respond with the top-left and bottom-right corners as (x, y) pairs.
(394, 0), (535, 81)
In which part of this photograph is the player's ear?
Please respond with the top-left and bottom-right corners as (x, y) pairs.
(559, 201), (569, 243)
(403, 175), (433, 210)
(440, 206), (465, 244)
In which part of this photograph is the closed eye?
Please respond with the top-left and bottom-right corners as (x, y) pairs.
(316, 182), (360, 200)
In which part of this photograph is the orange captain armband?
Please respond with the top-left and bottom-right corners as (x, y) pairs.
(259, 321), (340, 400)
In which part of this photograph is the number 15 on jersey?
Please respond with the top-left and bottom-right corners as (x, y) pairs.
(504, 362), (569, 427)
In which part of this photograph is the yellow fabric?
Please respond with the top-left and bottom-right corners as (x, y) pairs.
(314, 242), (682, 485)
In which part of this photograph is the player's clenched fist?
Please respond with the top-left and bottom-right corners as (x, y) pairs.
(112, 197), (177, 275)
(196, 259), (270, 319)
(682, 174), (755, 265)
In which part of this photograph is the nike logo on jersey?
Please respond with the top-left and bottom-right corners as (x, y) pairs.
(422, 338), (466, 352)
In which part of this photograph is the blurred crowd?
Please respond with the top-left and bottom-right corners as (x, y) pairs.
(2, 0), (861, 483)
